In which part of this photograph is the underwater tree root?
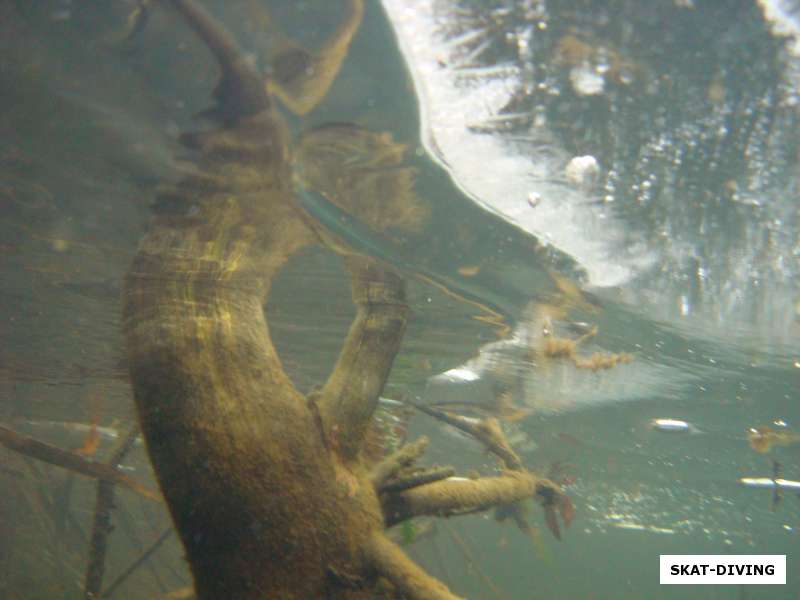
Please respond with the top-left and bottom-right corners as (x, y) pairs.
(405, 401), (573, 542)
(365, 533), (463, 600)
(117, 1), (573, 598)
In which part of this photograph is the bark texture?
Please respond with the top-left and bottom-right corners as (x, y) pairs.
(120, 2), (562, 598)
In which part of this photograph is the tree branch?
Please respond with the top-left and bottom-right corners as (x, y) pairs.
(319, 257), (408, 460)
(100, 527), (173, 598)
(85, 426), (143, 599)
(370, 436), (428, 490)
(364, 533), (463, 600)
(166, 0), (269, 121)
(383, 472), (542, 527)
(0, 425), (159, 501)
(267, 0), (365, 115)
(408, 404), (522, 470)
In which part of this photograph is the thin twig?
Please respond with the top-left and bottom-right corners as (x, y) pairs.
(84, 479), (116, 599)
(54, 473), (77, 538)
(406, 404), (521, 470)
(101, 528), (174, 598)
(108, 425), (141, 466)
(113, 497), (170, 593)
(443, 522), (507, 600)
(428, 534), (453, 589)
(138, 495), (189, 586)
(0, 425), (159, 500)
(84, 425), (143, 599)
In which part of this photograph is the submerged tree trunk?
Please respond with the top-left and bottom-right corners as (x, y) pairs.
(123, 2), (564, 598)
(123, 104), (399, 596)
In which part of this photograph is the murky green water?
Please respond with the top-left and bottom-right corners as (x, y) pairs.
(0, 1), (797, 598)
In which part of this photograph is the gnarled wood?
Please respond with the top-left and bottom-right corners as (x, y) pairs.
(121, 2), (564, 598)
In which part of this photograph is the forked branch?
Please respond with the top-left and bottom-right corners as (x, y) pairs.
(267, 0), (365, 115)
(408, 403), (522, 469)
(167, 0), (269, 121)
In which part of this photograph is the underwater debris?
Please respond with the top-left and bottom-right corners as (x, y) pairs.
(408, 403), (522, 470)
(0, 425), (157, 501)
(747, 426), (800, 453)
(431, 366), (481, 383)
(650, 418), (701, 434)
(573, 351), (634, 371)
(554, 31), (643, 93)
(74, 419), (101, 457)
(17, 419), (142, 458)
(425, 389), (532, 422)
(408, 401), (573, 545)
(456, 264), (481, 277)
(541, 462), (576, 539)
(536, 482), (575, 541)
(100, 528), (174, 598)
(538, 319), (634, 372)
(610, 521), (675, 535)
(569, 64), (605, 96)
